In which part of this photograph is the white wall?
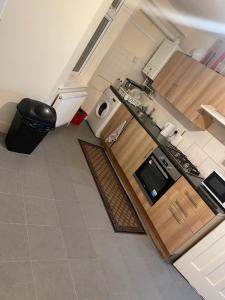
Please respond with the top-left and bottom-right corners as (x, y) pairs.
(81, 0), (141, 84)
(97, 10), (165, 83)
(82, 9), (165, 113)
(142, 0), (216, 53)
(150, 93), (225, 178)
(0, 0), (111, 132)
(150, 0), (191, 36)
(82, 0), (217, 114)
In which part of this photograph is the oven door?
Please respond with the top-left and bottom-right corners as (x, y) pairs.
(135, 154), (174, 204)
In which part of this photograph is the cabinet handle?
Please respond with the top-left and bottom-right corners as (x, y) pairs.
(168, 206), (182, 224)
(185, 190), (198, 208)
(175, 200), (188, 218)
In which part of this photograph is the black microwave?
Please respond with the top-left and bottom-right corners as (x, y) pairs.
(202, 171), (225, 208)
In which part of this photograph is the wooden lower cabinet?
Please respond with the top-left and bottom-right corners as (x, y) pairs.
(111, 118), (156, 177)
(148, 177), (215, 255)
(148, 193), (193, 254)
(101, 103), (217, 259)
(101, 104), (156, 177)
(173, 177), (215, 226)
(100, 105), (133, 147)
(129, 175), (152, 212)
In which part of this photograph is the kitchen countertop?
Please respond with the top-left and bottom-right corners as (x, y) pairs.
(110, 85), (224, 215)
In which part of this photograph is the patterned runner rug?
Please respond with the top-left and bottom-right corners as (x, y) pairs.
(79, 140), (145, 234)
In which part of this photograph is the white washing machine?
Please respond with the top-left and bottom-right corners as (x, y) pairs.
(88, 87), (121, 137)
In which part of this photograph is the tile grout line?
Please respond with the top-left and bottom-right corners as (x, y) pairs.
(22, 151), (78, 300)
(184, 139), (224, 174)
(53, 196), (79, 300)
(67, 259), (80, 300)
(0, 258), (69, 263)
(0, 221), (62, 226)
(20, 179), (39, 300)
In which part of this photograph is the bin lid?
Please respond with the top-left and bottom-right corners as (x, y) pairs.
(17, 98), (56, 128)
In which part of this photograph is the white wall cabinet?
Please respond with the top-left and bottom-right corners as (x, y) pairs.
(143, 39), (179, 79)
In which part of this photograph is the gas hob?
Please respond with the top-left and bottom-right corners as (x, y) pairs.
(164, 142), (200, 177)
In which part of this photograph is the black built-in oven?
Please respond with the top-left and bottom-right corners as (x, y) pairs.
(135, 147), (181, 205)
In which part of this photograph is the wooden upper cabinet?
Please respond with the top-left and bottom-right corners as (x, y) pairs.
(152, 51), (189, 98)
(111, 118), (156, 177)
(202, 74), (225, 116)
(153, 51), (225, 129)
(101, 105), (133, 147)
(149, 177), (215, 255)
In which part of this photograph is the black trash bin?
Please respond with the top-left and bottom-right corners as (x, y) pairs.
(5, 98), (56, 154)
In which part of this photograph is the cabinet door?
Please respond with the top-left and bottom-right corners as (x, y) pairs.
(152, 52), (223, 129)
(186, 71), (225, 117)
(177, 178), (215, 226)
(149, 177), (215, 254)
(180, 69), (225, 129)
(101, 105), (133, 147)
(144, 63), (159, 80)
(166, 61), (207, 108)
(149, 194), (193, 254)
(111, 118), (156, 176)
(165, 56), (204, 105)
(182, 69), (217, 121)
(129, 175), (152, 212)
(168, 186), (203, 234)
(210, 75), (225, 115)
(152, 51), (191, 98)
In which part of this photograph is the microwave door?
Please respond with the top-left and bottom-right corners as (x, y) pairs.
(202, 171), (225, 207)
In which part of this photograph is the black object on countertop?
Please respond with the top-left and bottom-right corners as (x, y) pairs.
(125, 78), (148, 92)
(5, 98), (56, 154)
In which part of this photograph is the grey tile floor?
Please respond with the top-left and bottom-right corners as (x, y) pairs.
(0, 121), (202, 300)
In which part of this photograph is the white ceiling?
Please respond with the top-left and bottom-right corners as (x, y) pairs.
(168, 0), (225, 22)
(152, 0), (225, 37)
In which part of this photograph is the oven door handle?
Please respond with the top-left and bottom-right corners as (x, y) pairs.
(150, 156), (169, 179)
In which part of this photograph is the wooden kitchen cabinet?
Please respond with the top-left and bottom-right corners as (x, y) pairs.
(129, 175), (152, 212)
(152, 51), (225, 129)
(100, 105), (133, 147)
(152, 51), (190, 97)
(175, 178), (215, 226)
(148, 193), (193, 254)
(149, 177), (215, 254)
(111, 117), (156, 177)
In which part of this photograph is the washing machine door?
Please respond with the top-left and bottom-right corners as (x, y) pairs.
(96, 100), (110, 118)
